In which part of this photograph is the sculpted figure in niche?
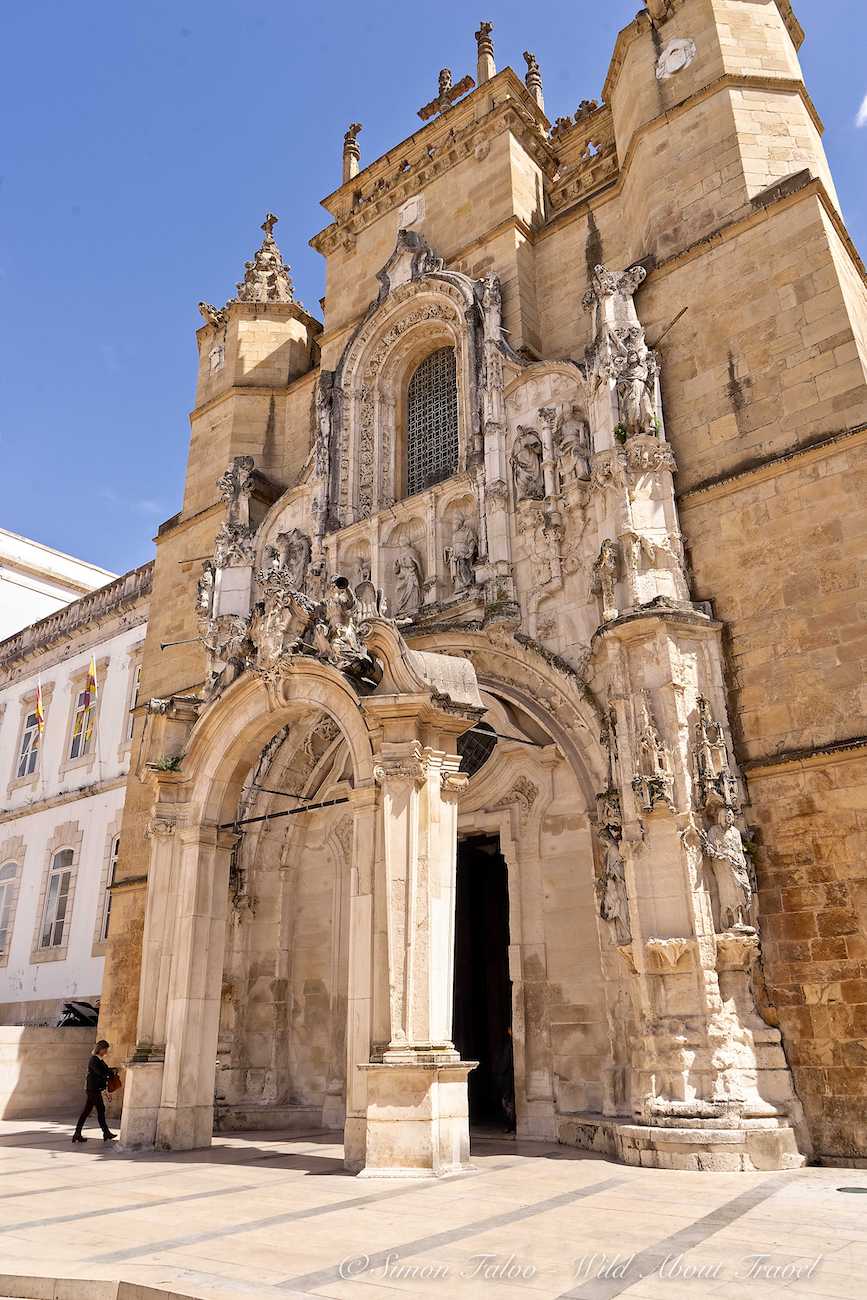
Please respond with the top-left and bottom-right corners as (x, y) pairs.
(354, 553), (371, 589)
(393, 546), (423, 620)
(447, 515), (478, 593)
(265, 529), (310, 591)
(217, 455), (255, 528)
(511, 427), (545, 501)
(314, 371), (334, 482)
(598, 823), (630, 945)
(196, 561), (215, 620)
(700, 805), (753, 931)
(557, 406), (590, 482)
(591, 539), (619, 622)
(480, 272), (502, 341)
(612, 326), (658, 438)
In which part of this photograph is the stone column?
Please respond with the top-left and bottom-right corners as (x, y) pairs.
(342, 123), (362, 184)
(343, 786), (378, 1172)
(354, 686), (479, 1177)
(475, 22), (496, 84)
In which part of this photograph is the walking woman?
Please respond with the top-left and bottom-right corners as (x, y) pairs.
(72, 1039), (118, 1143)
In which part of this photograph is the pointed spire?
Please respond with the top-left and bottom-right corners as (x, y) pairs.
(235, 214), (295, 304)
(475, 21), (495, 84)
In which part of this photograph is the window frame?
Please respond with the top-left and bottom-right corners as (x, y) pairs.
(0, 859), (20, 964)
(31, 820), (83, 964)
(58, 658), (108, 780)
(403, 345), (460, 500)
(39, 848), (74, 951)
(6, 685), (54, 797)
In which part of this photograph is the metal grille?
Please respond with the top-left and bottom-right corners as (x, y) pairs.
(458, 723), (498, 778)
(406, 347), (459, 497)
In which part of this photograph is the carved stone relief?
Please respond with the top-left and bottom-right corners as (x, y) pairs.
(445, 514), (479, 594)
(631, 689), (674, 813)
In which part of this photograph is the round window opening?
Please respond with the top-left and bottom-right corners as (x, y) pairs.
(458, 722), (497, 778)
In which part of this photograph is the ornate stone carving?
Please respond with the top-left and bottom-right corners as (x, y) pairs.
(235, 213), (295, 304)
(251, 573), (317, 673)
(312, 576), (379, 683)
(198, 302), (227, 328)
(480, 272), (502, 342)
(446, 515), (478, 594)
(612, 326), (659, 439)
(417, 67), (475, 121)
(393, 546), (424, 621)
(523, 51), (544, 110)
(314, 370), (334, 485)
(699, 806), (754, 932)
(625, 436), (676, 474)
(598, 821), (630, 945)
(196, 561), (216, 620)
(260, 529), (311, 593)
(693, 695), (738, 811)
(656, 37), (697, 80)
(556, 406), (591, 483)
(217, 456), (255, 528)
(342, 122), (362, 183)
(213, 522), (256, 570)
(591, 539), (620, 623)
(201, 614), (252, 701)
(632, 689), (674, 813)
(511, 427), (545, 501)
(494, 775), (539, 827)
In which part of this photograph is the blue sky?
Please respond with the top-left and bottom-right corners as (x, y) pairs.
(1, 1), (865, 576)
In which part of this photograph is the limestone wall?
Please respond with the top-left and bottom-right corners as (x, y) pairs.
(0, 1026), (93, 1118)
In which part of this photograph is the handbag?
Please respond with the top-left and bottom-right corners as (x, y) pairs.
(107, 1072), (122, 1094)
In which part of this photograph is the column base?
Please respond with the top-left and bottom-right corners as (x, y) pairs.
(355, 1060), (477, 1178)
(117, 1058), (163, 1149)
(557, 1112), (806, 1171)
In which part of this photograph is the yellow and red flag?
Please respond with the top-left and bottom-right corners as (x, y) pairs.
(34, 679), (45, 734)
(84, 655), (98, 745)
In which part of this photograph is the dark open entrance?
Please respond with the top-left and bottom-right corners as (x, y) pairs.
(453, 835), (515, 1132)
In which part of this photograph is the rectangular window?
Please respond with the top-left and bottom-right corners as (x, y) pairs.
(0, 863), (17, 955)
(101, 836), (119, 941)
(40, 849), (73, 948)
(69, 689), (94, 760)
(127, 664), (141, 741)
(17, 711), (40, 778)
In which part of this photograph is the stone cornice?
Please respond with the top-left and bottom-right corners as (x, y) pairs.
(311, 70), (554, 257)
(678, 423), (867, 509)
(745, 735), (867, 780)
(0, 774), (128, 825)
(195, 297), (323, 343)
(0, 562), (152, 674)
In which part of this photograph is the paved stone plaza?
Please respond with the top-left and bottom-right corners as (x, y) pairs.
(0, 1121), (865, 1300)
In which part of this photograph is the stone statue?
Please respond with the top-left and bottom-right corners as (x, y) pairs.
(354, 553), (371, 589)
(264, 529), (310, 592)
(511, 427), (545, 501)
(591, 539), (619, 622)
(312, 576), (377, 682)
(700, 805), (753, 931)
(251, 584), (317, 672)
(447, 516), (478, 593)
(598, 823), (630, 945)
(393, 546), (423, 620)
(612, 326), (658, 438)
(557, 406), (590, 482)
(480, 272), (502, 341)
(196, 561), (215, 619)
(314, 371), (334, 483)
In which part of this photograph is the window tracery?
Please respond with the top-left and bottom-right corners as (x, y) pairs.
(405, 347), (459, 497)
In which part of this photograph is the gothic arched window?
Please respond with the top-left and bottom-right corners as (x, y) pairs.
(405, 347), (459, 497)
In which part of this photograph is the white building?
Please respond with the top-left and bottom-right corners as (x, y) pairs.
(0, 528), (116, 642)
(0, 562), (152, 1024)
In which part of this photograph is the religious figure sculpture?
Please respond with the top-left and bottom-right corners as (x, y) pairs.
(693, 695), (738, 811)
(612, 326), (659, 438)
(556, 406), (591, 482)
(447, 516), (478, 593)
(393, 546), (423, 620)
(196, 561), (215, 619)
(480, 272), (502, 341)
(263, 529), (310, 592)
(511, 427), (545, 501)
(354, 553), (371, 589)
(201, 614), (252, 701)
(598, 823), (631, 945)
(314, 371), (334, 483)
(591, 539), (620, 622)
(699, 805), (754, 931)
(312, 576), (378, 683)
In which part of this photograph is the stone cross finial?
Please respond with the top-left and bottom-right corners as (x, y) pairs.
(342, 122), (362, 184)
(418, 66), (475, 121)
(235, 215), (295, 305)
(523, 50), (544, 111)
(475, 21), (496, 84)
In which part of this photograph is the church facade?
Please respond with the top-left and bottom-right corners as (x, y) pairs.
(100, 0), (867, 1171)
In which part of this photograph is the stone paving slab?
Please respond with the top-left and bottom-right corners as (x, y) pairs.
(0, 1121), (865, 1300)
